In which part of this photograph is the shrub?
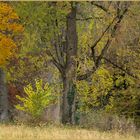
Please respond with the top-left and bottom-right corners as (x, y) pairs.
(15, 79), (56, 120)
(76, 67), (113, 112)
(79, 111), (136, 133)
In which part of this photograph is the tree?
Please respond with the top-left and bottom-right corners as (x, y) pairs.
(60, 3), (78, 124)
(0, 2), (23, 121)
(16, 79), (56, 121)
(13, 1), (77, 124)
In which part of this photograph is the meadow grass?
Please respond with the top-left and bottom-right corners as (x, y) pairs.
(0, 124), (139, 140)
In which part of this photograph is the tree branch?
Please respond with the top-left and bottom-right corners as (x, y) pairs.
(77, 68), (96, 81)
(91, 2), (108, 13)
(78, 5), (129, 81)
(76, 16), (103, 21)
(45, 50), (64, 73)
(95, 6), (129, 67)
(103, 57), (139, 79)
(91, 15), (117, 50)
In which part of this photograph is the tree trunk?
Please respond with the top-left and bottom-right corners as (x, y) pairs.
(0, 68), (9, 122)
(61, 3), (78, 124)
(61, 75), (76, 124)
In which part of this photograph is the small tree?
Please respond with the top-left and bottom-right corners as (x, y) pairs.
(15, 79), (56, 120)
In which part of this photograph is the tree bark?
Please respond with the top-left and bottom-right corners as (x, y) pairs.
(0, 68), (9, 122)
(61, 3), (78, 124)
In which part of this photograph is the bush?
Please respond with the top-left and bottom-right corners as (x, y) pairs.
(15, 79), (56, 121)
(79, 111), (136, 133)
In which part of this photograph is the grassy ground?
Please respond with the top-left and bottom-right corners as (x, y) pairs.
(0, 124), (139, 140)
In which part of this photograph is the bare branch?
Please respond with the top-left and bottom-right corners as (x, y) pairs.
(45, 50), (63, 73)
(91, 16), (117, 50)
(91, 2), (108, 13)
(103, 57), (139, 79)
(78, 5), (130, 81)
(95, 6), (129, 67)
(76, 16), (103, 21)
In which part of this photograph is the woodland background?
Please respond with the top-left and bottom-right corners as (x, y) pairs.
(0, 1), (140, 133)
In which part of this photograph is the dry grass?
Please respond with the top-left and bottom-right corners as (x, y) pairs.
(0, 124), (139, 140)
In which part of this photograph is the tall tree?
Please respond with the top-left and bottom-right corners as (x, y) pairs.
(60, 3), (78, 124)
(0, 2), (23, 121)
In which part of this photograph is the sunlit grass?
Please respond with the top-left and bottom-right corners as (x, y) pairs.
(0, 124), (139, 140)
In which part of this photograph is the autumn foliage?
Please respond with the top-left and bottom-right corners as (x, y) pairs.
(0, 2), (23, 66)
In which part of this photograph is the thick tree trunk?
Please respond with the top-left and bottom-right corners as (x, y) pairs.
(0, 68), (9, 122)
(61, 4), (78, 124)
(61, 75), (76, 124)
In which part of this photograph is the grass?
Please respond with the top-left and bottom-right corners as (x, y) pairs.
(0, 124), (139, 140)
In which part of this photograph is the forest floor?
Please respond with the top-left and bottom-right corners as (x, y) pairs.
(0, 124), (139, 140)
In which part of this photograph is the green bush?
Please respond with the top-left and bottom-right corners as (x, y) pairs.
(15, 79), (56, 120)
